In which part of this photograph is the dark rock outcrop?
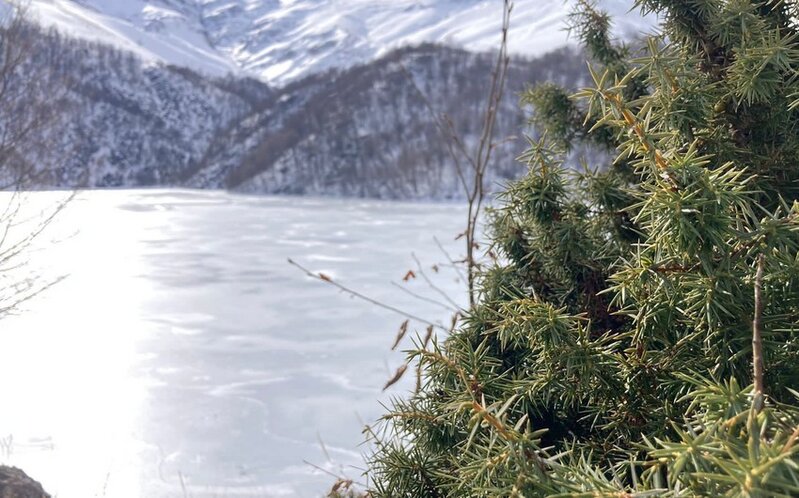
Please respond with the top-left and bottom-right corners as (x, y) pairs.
(0, 467), (50, 498)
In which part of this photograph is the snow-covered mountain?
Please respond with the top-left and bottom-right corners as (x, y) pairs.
(1, 1), (648, 198)
(18, 0), (652, 85)
(4, 27), (272, 188)
(8, 23), (592, 198)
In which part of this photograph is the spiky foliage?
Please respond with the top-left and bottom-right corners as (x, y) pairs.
(365, 1), (799, 496)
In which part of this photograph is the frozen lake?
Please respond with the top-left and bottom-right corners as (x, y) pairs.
(0, 190), (467, 497)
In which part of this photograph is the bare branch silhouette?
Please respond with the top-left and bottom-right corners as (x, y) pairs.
(390, 281), (459, 313)
(401, 1), (513, 307)
(288, 258), (447, 331)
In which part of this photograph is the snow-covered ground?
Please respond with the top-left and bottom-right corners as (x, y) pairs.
(16, 0), (653, 84)
(0, 189), (468, 497)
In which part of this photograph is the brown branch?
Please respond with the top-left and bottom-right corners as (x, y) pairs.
(753, 253), (766, 412)
(651, 263), (700, 274)
(781, 425), (799, 456)
(471, 400), (515, 441)
(463, 0), (512, 308)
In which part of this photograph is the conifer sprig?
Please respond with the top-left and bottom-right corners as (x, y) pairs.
(364, 1), (799, 496)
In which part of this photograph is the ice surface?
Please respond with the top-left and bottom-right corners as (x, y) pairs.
(0, 189), (468, 497)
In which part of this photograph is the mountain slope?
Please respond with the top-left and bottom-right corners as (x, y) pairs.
(187, 44), (592, 199)
(12, 23), (593, 199)
(17, 0), (652, 84)
(11, 27), (272, 188)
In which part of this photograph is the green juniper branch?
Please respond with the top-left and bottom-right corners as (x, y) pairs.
(364, 1), (799, 496)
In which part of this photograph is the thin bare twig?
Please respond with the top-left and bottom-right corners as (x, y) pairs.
(442, 113), (480, 173)
(178, 471), (188, 498)
(434, 235), (467, 283)
(288, 258), (446, 331)
(463, 0), (512, 307)
(398, 62), (471, 194)
(390, 281), (459, 313)
(412, 252), (463, 311)
(398, 1), (513, 310)
(302, 459), (367, 489)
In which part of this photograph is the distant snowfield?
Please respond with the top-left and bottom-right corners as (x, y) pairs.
(0, 189), (468, 497)
(18, 0), (240, 76)
(15, 0), (654, 84)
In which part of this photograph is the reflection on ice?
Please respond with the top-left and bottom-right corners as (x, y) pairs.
(0, 190), (466, 497)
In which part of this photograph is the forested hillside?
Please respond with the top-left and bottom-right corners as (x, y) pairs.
(11, 24), (591, 199)
(15, 26), (268, 187)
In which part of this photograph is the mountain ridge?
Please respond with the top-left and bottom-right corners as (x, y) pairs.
(15, 0), (652, 85)
(1, 1), (628, 199)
